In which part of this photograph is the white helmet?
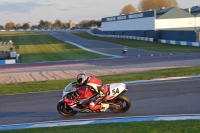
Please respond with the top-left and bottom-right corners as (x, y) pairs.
(77, 73), (88, 85)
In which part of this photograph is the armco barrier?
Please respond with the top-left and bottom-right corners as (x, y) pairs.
(158, 39), (200, 47)
(87, 31), (154, 42)
(90, 29), (198, 42)
(0, 59), (16, 65)
(88, 31), (200, 47)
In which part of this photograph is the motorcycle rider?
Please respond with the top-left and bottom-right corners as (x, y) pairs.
(76, 72), (109, 112)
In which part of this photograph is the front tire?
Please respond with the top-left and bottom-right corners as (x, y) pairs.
(110, 94), (131, 113)
(57, 102), (77, 117)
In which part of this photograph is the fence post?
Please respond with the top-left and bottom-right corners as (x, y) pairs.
(199, 32), (200, 42)
(198, 31), (200, 42)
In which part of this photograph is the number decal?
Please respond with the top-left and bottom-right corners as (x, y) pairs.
(112, 88), (119, 95)
(116, 88), (119, 93)
(112, 89), (115, 94)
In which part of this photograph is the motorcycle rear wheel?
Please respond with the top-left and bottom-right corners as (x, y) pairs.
(110, 94), (131, 113)
(57, 102), (78, 117)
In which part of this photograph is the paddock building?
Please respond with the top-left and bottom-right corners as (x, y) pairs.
(102, 6), (200, 31)
(94, 6), (200, 42)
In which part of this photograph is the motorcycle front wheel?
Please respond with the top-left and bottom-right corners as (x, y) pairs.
(110, 94), (131, 113)
(57, 102), (78, 117)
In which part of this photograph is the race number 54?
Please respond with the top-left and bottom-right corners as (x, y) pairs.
(112, 88), (119, 95)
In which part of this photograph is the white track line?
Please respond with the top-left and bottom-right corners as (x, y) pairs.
(1, 114), (200, 131)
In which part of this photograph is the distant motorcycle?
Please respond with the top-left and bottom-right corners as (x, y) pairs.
(57, 82), (131, 116)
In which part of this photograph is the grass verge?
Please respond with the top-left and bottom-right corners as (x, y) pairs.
(0, 32), (107, 63)
(1, 120), (200, 133)
(71, 31), (200, 53)
(0, 65), (200, 95)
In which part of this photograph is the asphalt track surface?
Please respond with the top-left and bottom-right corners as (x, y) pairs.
(0, 31), (200, 125)
(0, 77), (200, 125)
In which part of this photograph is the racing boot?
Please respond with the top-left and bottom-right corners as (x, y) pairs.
(100, 103), (109, 112)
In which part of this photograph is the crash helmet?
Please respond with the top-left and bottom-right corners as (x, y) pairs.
(77, 72), (88, 85)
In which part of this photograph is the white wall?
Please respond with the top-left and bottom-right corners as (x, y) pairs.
(156, 18), (195, 30)
(5, 59), (16, 64)
(102, 17), (155, 31)
(196, 17), (200, 28)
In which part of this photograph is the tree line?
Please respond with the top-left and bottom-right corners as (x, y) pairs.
(0, 0), (179, 30)
(0, 19), (101, 30)
(120, 0), (178, 14)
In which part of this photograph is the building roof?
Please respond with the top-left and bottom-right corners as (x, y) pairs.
(156, 7), (174, 14)
(156, 7), (175, 18)
(156, 7), (193, 19)
(183, 6), (200, 16)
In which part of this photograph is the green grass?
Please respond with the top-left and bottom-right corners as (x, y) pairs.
(0, 32), (107, 63)
(1, 120), (200, 133)
(0, 65), (200, 95)
(71, 31), (200, 53)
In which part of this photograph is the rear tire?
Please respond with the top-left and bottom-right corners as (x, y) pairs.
(57, 102), (77, 117)
(110, 94), (131, 113)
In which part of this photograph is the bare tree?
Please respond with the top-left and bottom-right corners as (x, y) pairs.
(78, 20), (101, 27)
(5, 22), (15, 29)
(31, 25), (38, 29)
(62, 22), (70, 28)
(44, 21), (52, 28)
(79, 20), (90, 27)
(22, 23), (30, 29)
(15, 23), (21, 29)
(0, 25), (4, 30)
(54, 20), (63, 28)
(138, 0), (179, 11)
(120, 4), (136, 15)
(39, 20), (45, 28)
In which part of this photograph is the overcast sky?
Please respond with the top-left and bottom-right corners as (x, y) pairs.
(0, 0), (199, 26)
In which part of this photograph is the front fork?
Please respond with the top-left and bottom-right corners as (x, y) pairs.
(64, 103), (67, 108)
(60, 98), (69, 109)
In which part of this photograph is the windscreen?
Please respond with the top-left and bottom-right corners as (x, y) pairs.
(63, 82), (77, 93)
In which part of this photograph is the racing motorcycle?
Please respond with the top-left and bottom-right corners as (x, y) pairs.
(57, 82), (131, 116)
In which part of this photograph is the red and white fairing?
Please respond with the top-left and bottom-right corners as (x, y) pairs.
(60, 82), (127, 111)
(105, 83), (127, 100)
(86, 76), (103, 92)
(61, 83), (97, 111)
